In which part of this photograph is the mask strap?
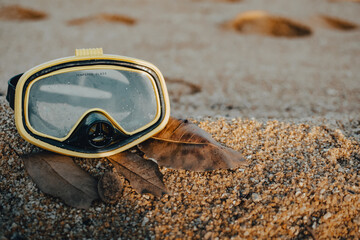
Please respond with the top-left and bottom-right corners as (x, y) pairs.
(6, 73), (23, 110)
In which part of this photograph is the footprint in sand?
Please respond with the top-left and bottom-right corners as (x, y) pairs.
(216, 0), (242, 2)
(227, 10), (312, 37)
(165, 78), (201, 103)
(194, 0), (242, 2)
(67, 13), (136, 26)
(319, 15), (358, 31)
(328, 0), (360, 2)
(0, 5), (47, 21)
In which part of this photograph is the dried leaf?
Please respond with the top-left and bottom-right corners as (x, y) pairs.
(138, 117), (248, 171)
(22, 152), (99, 209)
(98, 171), (124, 204)
(107, 151), (168, 197)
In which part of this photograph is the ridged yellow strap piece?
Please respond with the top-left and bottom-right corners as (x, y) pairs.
(75, 48), (103, 57)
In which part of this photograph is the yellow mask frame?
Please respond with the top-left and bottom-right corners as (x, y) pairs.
(6, 48), (170, 158)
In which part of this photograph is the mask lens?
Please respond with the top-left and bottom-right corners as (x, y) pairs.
(27, 68), (159, 139)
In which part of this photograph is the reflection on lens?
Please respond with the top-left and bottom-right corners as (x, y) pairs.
(27, 68), (159, 139)
(39, 84), (112, 99)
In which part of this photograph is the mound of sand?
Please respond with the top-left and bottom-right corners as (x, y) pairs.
(0, 98), (359, 239)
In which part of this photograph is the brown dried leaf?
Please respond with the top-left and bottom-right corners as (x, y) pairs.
(107, 151), (168, 197)
(22, 152), (99, 209)
(138, 117), (248, 171)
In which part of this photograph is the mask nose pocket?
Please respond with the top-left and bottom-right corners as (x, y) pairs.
(65, 111), (127, 150)
(86, 119), (114, 148)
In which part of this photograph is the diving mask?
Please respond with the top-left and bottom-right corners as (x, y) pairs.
(6, 48), (170, 158)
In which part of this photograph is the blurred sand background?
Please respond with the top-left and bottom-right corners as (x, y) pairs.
(1, 0), (360, 239)
(0, 0), (359, 120)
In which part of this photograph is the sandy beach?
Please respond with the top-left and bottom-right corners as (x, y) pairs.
(0, 0), (359, 239)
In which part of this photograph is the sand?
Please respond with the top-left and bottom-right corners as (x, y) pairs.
(0, 0), (359, 239)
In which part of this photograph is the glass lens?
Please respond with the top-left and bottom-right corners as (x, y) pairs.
(27, 68), (159, 138)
